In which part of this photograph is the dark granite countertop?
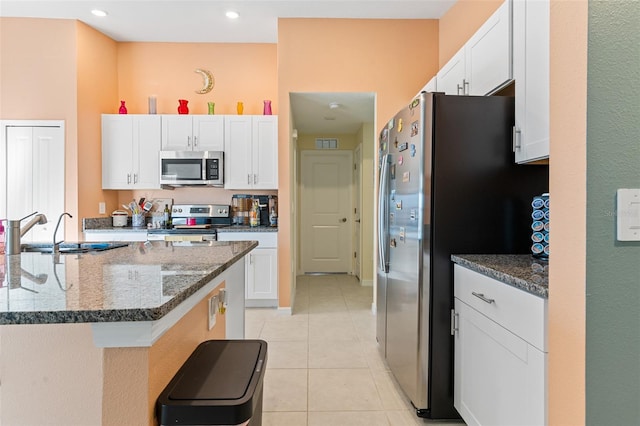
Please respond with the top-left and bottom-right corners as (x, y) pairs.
(218, 225), (278, 233)
(451, 254), (548, 299)
(83, 218), (277, 233)
(0, 240), (257, 325)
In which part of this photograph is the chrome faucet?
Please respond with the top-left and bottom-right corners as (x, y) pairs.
(20, 212), (48, 237)
(5, 212), (48, 255)
(53, 212), (73, 254)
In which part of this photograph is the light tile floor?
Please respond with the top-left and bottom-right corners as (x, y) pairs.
(245, 274), (464, 426)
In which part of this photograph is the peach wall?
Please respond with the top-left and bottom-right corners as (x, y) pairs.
(116, 43), (277, 116)
(278, 18), (439, 308)
(438, 0), (503, 68)
(0, 18), (81, 239)
(76, 22), (119, 228)
(548, 1), (588, 424)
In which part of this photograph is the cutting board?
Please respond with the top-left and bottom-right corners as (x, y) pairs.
(173, 224), (212, 229)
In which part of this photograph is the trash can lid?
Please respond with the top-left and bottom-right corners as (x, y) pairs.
(168, 340), (263, 401)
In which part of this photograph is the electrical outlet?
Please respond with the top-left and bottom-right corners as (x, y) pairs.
(98, 202), (106, 214)
(208, 295), (218, 330)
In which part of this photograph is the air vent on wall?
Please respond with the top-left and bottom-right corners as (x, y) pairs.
(315, 138), (338, 149)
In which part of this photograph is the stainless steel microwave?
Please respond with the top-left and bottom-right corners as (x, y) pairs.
(160, 151), (224, 187)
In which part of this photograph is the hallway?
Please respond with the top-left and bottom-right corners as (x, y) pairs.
(245, 274), (462, 425)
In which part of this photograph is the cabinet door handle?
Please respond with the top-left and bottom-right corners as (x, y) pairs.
(249, 254), (253, 264)
(133, 173), (138, 184)
(513, 127), (522, 152)
(472, 292), (495, 304)
(194, 136), (198, 147)
(451, 309), (459, 335)
(127, 173), (131, 184)
(253, 174), (257, 184)
(463, 78), (469, 95)
(187, 136), (191, 147)
(248, 174), (251, 184)
(457, 83), (463, 95)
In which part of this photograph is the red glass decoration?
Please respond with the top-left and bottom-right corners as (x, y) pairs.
(119, 100), (127, 114)
(178, 99), (189, 114)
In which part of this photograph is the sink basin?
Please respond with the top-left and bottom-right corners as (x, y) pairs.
(21, 242), (129, 254)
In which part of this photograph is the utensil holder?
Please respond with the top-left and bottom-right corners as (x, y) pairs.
(132, 213), (145, 228)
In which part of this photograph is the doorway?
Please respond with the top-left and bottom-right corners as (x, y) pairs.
(290, 92), (376, 287)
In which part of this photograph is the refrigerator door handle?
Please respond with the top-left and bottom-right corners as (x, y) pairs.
(378, 154), (390, 273)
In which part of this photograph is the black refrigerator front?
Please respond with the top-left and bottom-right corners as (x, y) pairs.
(376, 92), (548, 419)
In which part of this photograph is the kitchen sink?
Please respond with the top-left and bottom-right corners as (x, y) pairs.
(21, 242), (129, 254)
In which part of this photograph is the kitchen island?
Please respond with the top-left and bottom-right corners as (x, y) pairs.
(0, 240), (257, 426)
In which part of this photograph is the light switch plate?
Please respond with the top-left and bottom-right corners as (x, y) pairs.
(617, 189), (640, 241)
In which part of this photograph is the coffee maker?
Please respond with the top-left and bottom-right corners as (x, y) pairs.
(253, 195), (270, 226)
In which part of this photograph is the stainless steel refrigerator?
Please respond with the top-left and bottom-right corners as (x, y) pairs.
(376, 92), (548, 419)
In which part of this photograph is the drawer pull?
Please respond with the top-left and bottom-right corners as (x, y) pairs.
(472, 292), (495, 304)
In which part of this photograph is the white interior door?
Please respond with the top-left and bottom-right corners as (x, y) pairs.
(301, 150), (352, 273)
(4, 124), (64, 242)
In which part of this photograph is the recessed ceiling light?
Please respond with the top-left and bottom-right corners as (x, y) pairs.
(329, 102), (340, 109)
(226, 11), (239, 19)
(91, 9), (108, 17)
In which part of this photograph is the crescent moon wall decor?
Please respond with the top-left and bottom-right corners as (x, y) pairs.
(194, 68), (214, 94)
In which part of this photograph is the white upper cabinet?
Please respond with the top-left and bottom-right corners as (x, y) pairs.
(161, 115), (224, 151)
(102, 114), (161, 190)
(437, 48), (466, 95)
(437, 0), (512, 96)
(224, 115), (278, 190)
(513, 0), (550, 163)
(466, 0), (512, 95)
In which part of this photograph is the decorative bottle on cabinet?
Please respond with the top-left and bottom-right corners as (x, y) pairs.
(119, 100), (127, 114)
(263, 100), (272, 115)
(237, 101), (244, 115)
(178, 99), (189, 114)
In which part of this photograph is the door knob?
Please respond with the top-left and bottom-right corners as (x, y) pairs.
(340, 218), (347, 223)
(355, 219), (361, 223)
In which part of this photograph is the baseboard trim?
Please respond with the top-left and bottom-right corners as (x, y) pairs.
(371, 302), (376, 314)
(361, 279), (373, 287)
(277, 307), (292, 316)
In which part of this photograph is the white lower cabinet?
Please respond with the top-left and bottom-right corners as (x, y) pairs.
(84, 231), (148, 242)
(453, 265), (547, 426)
(216, 232), (278, 307)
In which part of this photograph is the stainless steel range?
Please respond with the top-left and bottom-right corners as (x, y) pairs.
(147, 204), (231, 242)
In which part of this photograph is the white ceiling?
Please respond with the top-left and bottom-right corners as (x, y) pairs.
(290, 92), (376, 134)
(1, 0), (455, 134)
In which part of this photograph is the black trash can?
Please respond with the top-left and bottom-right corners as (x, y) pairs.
(157, 339), (268, 426)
